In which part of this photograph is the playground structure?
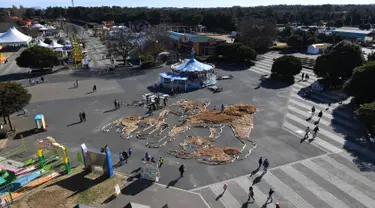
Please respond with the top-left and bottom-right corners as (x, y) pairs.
(80, 143), (113, 178)
(34, 114), (47, 132)
(0, 136), (71, 204)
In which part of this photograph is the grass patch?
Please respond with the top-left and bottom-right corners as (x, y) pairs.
(11, 166), (126, 208)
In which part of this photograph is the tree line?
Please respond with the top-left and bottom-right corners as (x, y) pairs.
(2, 5), (375, 32)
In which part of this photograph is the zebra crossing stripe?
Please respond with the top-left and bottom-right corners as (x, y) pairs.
(210, 183), (242, 208)
(320, 157), (375, 191)
(291, 87), (349, 104)
(301, 160), (375, 208)
(286, 113), (346, 144)
(262, 172), (315, 208)
(280, 165), (351, 208)
(235, 176), (269, 207)
(288, 99), (357, 127)
(287, 105), (359, 138)
(289, 94), (353, 120)
(283, 121), (343, 153)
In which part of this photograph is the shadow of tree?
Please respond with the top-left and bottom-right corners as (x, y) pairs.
(69, 68), (147, 80)
(331, 102), (367, 141)
(342, 143), (375, 173)
(259, 77), (294, 89)
(296, 86), (347, 105)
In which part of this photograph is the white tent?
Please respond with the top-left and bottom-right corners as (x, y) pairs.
(0, 27), (32, 45)
(36, 40), (49, 47)
(307, 44), (327, 55)
(307, 45), (319, 54)
(48, 41), (64, 49)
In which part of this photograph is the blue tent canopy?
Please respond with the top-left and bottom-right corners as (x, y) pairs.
(172, 58), (214, 73)
(159, 72), (188, 81)
(34, 114), (43, 120)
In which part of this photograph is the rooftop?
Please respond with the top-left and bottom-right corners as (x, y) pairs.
(333, 27), (375, 35)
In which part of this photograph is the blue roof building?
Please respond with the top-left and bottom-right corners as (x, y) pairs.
(331, 28), (375, 40)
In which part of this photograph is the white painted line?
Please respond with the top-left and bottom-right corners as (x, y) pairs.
(283, 121), (343, 153)
(281, 165), (351, 208)
(320, 156), (375, 192)
(236, 176), (269, 207)
(302, 160), (375, 208)
(287, 105), (359, 138)
(210, 183), (242, 208)
(263, 172), (315, 208)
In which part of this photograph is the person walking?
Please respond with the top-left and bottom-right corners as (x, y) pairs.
(221, 104), (225, 112)
(304, 126), (310, 139)
(118, 152), (124, 164)
(305, 74), (310, 81)
(311, 106), (315, 116)
(248, 186), (255, 202)
(317, 110), (323, 121)
(222, 183), (228, 193)
(76, 80), (79, 88)
(263, 159), (269, 172)
(79, 112), (83, 122)
(159, 157), (164, 168)
(82, 112), (86, 121)
(128, 148), (133, 157)
(326, 103), (331, 111)
(258, 157), (263, 168)
(179, 165), (185, 177)
(114, 99), (118, 109)
(267, 188), (275, 202)
(313, 126), (320, 138)
(41, 77), (44, 83)
(145, 152), (151, 161)
(301, 73), (305, 81)
(93, 85), (97, 92)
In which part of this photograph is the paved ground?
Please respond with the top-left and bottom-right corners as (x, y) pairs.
(193, 51), (375, 208)
(1, 46), (374, 208)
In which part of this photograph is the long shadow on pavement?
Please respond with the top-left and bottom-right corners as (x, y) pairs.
(121, 179), (153, 196)
(260, 77), (294, 90)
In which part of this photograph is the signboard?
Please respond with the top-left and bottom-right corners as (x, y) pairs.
(114, 184), (121, 196)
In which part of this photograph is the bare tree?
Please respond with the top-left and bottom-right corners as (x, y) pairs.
(110, 29), (142, 65)
(236, 18), (277, 53)
(139, 30), (174, 62)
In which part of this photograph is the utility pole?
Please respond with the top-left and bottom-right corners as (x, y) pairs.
(71, 0), (75, 7)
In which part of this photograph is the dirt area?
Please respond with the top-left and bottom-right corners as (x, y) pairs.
(106, 99), (256, 164)
(12, 166), (126, 208)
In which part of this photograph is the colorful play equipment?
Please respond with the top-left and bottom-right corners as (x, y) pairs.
(80, 143), (113, 178)
(0, 169), (16, 187)
(34, 114), (47, 132)
(37, 136), (71, 174)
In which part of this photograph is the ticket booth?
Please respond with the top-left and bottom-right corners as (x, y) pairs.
(34, 114), (47, 131)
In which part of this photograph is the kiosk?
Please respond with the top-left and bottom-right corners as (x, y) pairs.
(34, 114), (47, 132)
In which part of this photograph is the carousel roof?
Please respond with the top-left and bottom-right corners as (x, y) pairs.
(171, 58), (214, 72)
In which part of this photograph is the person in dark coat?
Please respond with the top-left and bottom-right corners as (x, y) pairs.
(179, 165), (185, 177)
(81, 112), (86, 121)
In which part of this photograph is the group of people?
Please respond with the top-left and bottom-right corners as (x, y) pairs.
(301, 73), (310, 81)
(213, 104), (225, 112)
(146, 94), (168, 116)
(142, 152), (165, 168)
(304, 106), (323, 141)
(118, 148), (133, 164)
(79, 112), (87, 122)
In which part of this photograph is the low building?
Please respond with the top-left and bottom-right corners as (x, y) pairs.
(168, 31), (226, 56)
(306, 44), (331, 55)
(331, 28), (375, 41)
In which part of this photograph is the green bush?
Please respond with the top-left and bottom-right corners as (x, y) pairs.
(344, 61), (375, 103)
(271, 55), (302, 80)
(16, 46), (59, 69)
(355, 102), (375, 128)
(215, 43), (257, 62)
(287, 35), (303, 49)
(140, 61), (162, 69)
